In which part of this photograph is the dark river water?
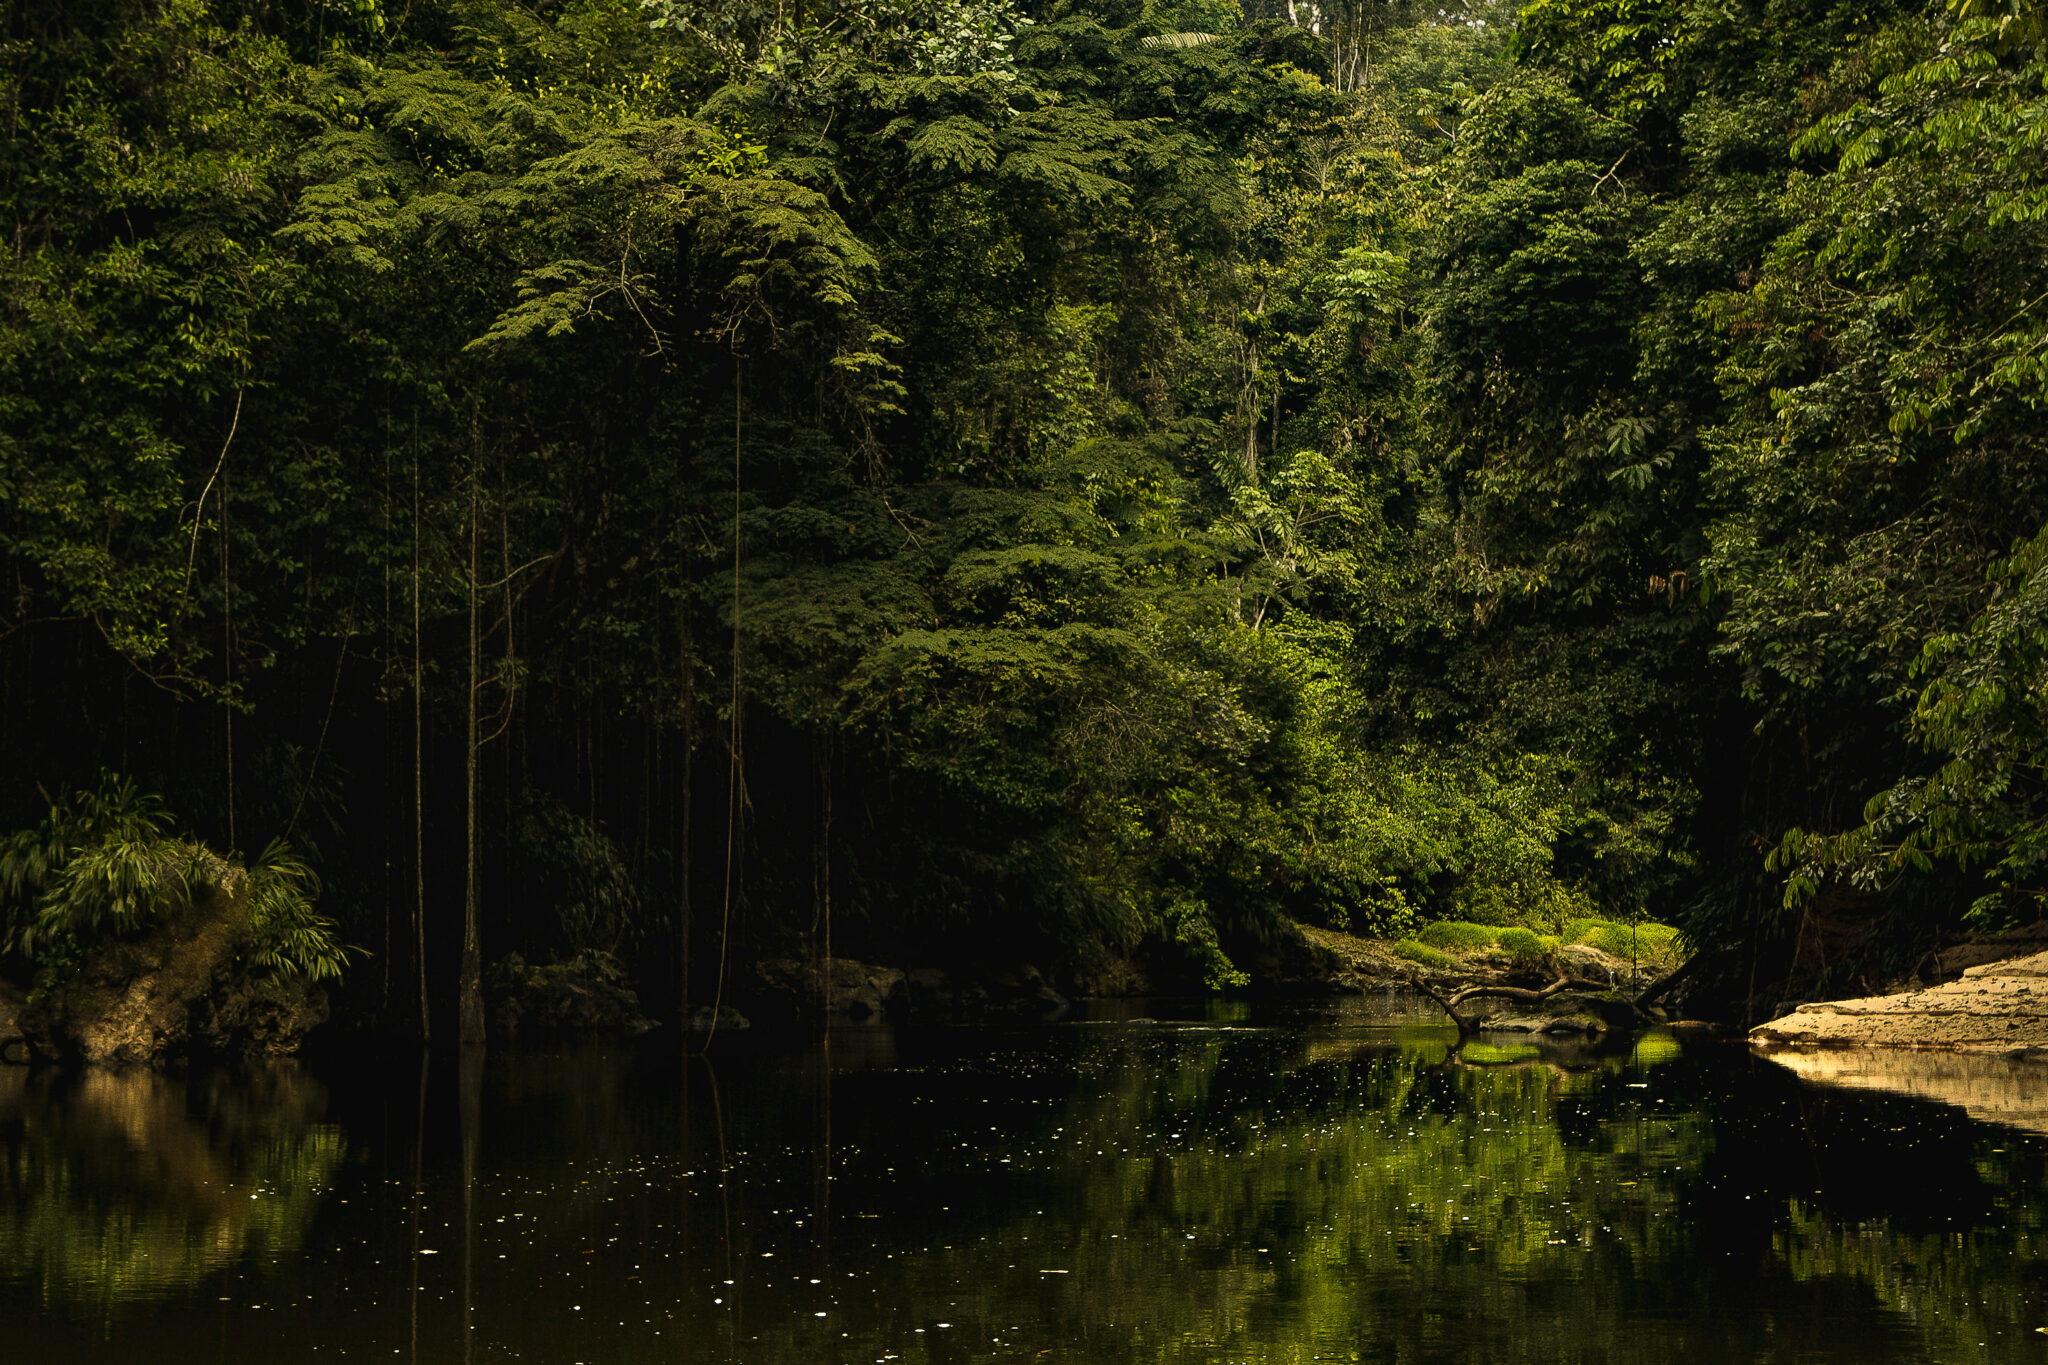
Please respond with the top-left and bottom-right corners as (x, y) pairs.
(6, 996), (2048, 1364)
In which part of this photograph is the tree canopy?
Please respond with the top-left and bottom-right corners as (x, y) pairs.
(4, 0), (2043, 1024)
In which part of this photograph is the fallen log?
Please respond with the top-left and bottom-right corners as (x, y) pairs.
(1634, 953), (1698, 1012)
(1415, 971), (1611, 1035)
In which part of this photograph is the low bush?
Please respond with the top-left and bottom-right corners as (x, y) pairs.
(1, 772), (351, 981)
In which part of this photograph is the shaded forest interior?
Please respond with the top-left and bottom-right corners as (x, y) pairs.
(5, 0), (2048, 1030)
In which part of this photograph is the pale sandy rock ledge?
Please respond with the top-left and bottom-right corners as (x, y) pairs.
(1750, 949), (2048, 1054)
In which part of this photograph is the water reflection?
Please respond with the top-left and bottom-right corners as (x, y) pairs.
(3, 1013), (2047, 1363)
(1761, 1045), (2048, 1137)
(0, 1062), (342, 1316)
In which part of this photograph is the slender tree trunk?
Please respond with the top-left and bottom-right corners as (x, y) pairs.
(382, 422), (393, 1019)
(1244, 342), (1260, 479)
(811, 736), (819, 1015)
(221, 461), (235, 852)
(499, 488), (517, 917)
(459, 1047), (482, 1364)
(459, 458), (486, 1045)
(705, 363), (743, 1044)
(408, 1049), (428, 1358)
(679, 601), (694, 1020)
(413, 427), (431, 1041)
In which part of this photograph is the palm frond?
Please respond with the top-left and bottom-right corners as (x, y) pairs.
(247, 838), (355, 982)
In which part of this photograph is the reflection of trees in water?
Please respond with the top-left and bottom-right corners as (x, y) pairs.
(1044, 1033), (1708, 1357)
(0, 1063), (343, 1317)
(7, 1029), (2026, 1362)
(799, 1026), (2039, 1364)
(1776, 1199), (2048, 1363)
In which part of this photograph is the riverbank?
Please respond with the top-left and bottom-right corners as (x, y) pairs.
(1751, 948), (2048, 1055)
(719, 920), (1687, 1036)
(1286, 922), (1677, 997)
(0, 912), (1690, 1068)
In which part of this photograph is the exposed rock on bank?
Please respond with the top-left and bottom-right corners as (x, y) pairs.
(0, 980), (26, 1061)
(1293, 923), (1658, 1004)
(684, 1004), (750, 1033)
(1920, 922), (2048, 980)
(487, 950), (657, 1039)
(1479, 1013), (1604, 1036)
(1751, 950), (2048, 1053)
(743, 957), (1070, 1025)
(13, 865), (327, 1066)
(749, 957), (905, 1023)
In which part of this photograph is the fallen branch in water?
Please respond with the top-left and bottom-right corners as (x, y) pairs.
(1633, 954), (1696, 1012)
(1414, 969), (1610, 1035)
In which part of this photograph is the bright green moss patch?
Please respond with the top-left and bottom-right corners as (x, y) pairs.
(1564, 919), (1683, 965)
(1494, 926), (1549, 961)
(1459, 1042), (1542, 1065)
(1394, 938), (1457, 969)
(1415, 921), (1495, 951)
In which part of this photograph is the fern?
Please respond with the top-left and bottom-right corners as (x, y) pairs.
(516, 796), (644, 954)
(1, 773), (183, 957)
(246, 839), (355, 983)
(906, 116), (1000, 175)
(0, 776), (353, 982)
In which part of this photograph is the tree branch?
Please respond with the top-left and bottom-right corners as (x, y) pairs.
(1415, 969), (1610, 1034)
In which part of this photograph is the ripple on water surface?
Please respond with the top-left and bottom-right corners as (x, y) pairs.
(3, 998), (2046, 1363)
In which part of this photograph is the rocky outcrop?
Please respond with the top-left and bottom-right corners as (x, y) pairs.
(1478, 1013), (1604, 1036)
(1292, 923), (1659, 1008)
(1292, 925), (1440, 990)
(0, 979), (26, 1062)
(743, 957), (1070, 1025)
(486, 950), (657, 1039)
(1751, 950), (2048, 1053)
(15, 869), (328, 1066)
(750, 957), (906, 1023)
(905, 963), (1070, 1021)
(684, 1004), (750, 1033)
(1922, 922), (2048, 980)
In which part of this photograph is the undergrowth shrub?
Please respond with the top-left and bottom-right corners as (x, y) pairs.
(0, 773), (350, 980)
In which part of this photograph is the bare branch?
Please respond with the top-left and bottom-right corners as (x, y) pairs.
(181, 389), (243, 605)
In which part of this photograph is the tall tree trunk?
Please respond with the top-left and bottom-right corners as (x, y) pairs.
(459, 1046), (483, 1364)
(413, 425), (430, 1041)
(705, 363), (743, 1044)
(459, 458), (486, 1045)
(382, 422), (393, 1018)
(407, 1049), (428, 1357)
(221, 461), (235, 852)
(814, 727), (832, 1018)
(679, 600), (694, 1019)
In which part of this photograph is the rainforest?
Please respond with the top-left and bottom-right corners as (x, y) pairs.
(6, 0), (2048, 1036)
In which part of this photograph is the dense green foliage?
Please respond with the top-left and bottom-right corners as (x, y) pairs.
(0, 773), (346, 979)
(3, 0), (2042, 1022)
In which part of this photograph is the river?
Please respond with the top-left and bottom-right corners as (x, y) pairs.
(4, 995), (2046, 1363)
